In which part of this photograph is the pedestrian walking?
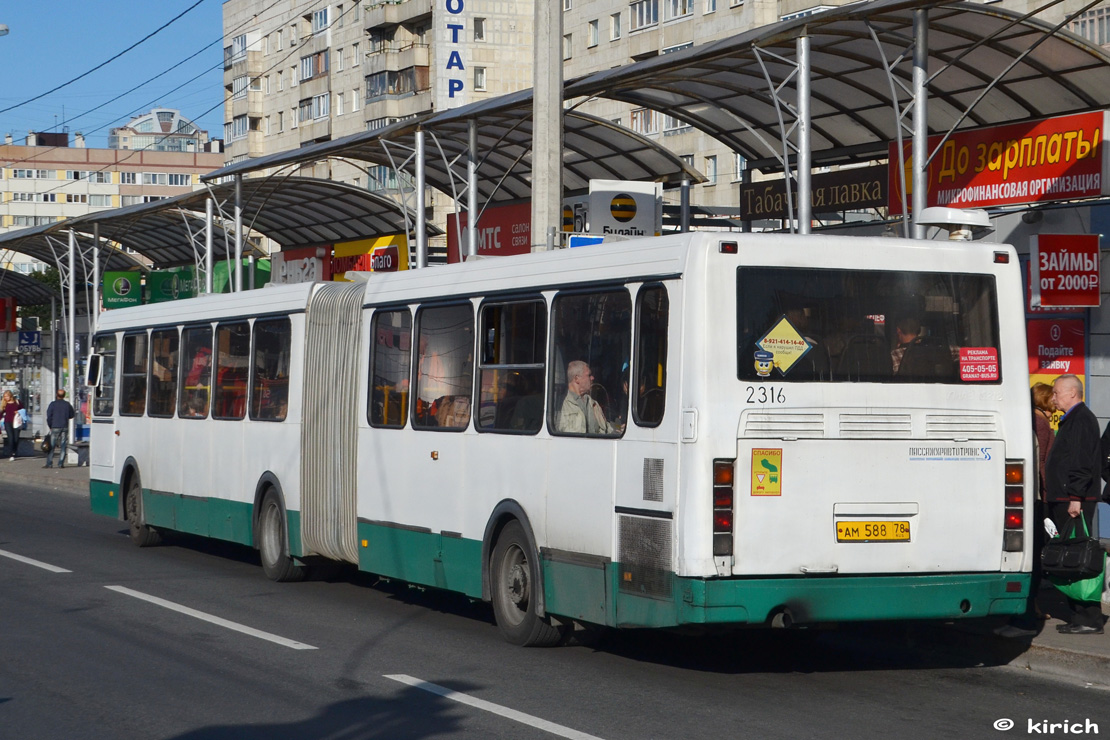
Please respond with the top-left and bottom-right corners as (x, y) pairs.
(1, 390), (25, 461)
(1043, 374), (1105, 634)
(43, 389), (74, 469)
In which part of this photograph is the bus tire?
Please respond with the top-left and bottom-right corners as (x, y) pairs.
(490, 520), (563, 647)
(125, 471), (161, 548)
(258, 491), (305, 583)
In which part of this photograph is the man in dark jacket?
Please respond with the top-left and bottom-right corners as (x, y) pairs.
(1043, 374), (1104, 634)
(44, 389), (74, 469)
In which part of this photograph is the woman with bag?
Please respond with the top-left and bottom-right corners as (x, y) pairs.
(1, 390), (25, 461)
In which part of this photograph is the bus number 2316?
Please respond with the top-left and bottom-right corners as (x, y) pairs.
(746, 386), (786, 404)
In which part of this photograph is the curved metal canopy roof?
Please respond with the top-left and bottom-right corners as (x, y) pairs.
(0, 268), (63, 306)
(205, 109), (706, 201)
(0, 221), (145, 284)
(173, 176), (441, 247)
(562, 0), (1110, 168)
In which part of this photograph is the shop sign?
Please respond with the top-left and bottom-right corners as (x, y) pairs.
(446, 202), (532, 263)
(739, 164), (887, 220)
(332, 234), (409, 278)
(1030, 234), (1100, 308)
(271, 246), (329, 284)
(889, 111), (1107, 214)
(102, 272), (142, 309)
(146, 268), (197, 304)
(1027, 317), (1087, 430)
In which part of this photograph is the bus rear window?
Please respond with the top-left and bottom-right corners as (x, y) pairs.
(737, 267), (1000, 384)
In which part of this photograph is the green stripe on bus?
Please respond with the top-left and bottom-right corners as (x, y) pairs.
(142, 490), (254, 547)
(356, 521), (483, 599)
(90, 479), (121, 519)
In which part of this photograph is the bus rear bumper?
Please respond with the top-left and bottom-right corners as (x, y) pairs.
(613, 572), (1030, 628)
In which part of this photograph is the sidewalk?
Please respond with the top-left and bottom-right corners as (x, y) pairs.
(0, 450), (1106, 685)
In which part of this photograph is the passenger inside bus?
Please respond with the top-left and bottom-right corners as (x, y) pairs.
(557, 360), (618, 434)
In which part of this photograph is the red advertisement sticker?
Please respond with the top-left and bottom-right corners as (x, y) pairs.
(960, 347), (999, 382)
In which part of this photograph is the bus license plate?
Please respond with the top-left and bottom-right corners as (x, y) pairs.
(836, 520), (910, 542)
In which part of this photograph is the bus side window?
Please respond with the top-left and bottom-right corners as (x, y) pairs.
(369, 309), (412, 428)
(148, 328), (179, 418)
(179, 326), (213, 419)
(120, 332), (148, 417)
(251, 318), (291, 421)
(549, 289), (632, 437)
(92, 334), (117, 417)
(214, 322), (250, 420)
(633, 285), (668, 427)
(477, 299), (546, 434)
(413, 304), (474, 431)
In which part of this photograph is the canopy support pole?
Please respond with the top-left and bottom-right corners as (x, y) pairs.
(234, 174), (243, 291)
(797, 35), (812, 235)
(415, 129), (427, 269)
(467, 120), (478, 260)
(92, 224), (100, 336)
(680, 180), (691, 233)
(205, 198), (214, 294)
(67, 228), (76, 446)
(912, 8), (928, 240)
(532, 0), (562, 250)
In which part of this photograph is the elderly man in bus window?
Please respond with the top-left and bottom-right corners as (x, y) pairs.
(557, 360), (617, 435)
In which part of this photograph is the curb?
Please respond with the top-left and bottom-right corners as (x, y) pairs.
(1008, 641), (1110, 686)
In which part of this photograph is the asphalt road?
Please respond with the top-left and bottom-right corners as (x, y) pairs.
(2, 481), (1108, 740)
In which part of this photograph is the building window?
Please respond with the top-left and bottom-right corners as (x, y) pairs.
(588, 19), (599, 46)
(336, 47), (344, 71)
(312, 8), (330, 34)
(663, 114), (691, 135)
(564, 0), (572, 9)
(277, 111), (284, 132)
(704, 155), (717, 185)
(729, 0), (743, 7)
(563, 33), (572, 60)
(232, 75), (248, 99)
(233, 115), (248, 139)
(230, 34), (247, 62)
(291, 65), (298, 87)
(474, 17), (486, 41)
(313, 93), (329, 119)
(352, 89), (361, 111)
(1069, 6), (1110, 45)
(300, 51), (328, 81)
(631, 0), (658, 30)
(734, 152), (747, 181)
(353, 42), (360, 66)
(143, 172), (168, 185)
(352, 2), (359, 21)
(630, 107), (660, 134)
(277, 70), (284, 91)
(663, 0), (692, 20)
(335, 91), (344, 115)
(121, 172), (137, 184)
(611, 12), (622, 39)
(291, 107), (298, 129)
(264, 75), (271, 94)
(474, 66), (487, 91)
(705, 0), (717, 11)
(335, 4), (344, 28)
(680, 154), (693, 167)
(90, 194), (112, 207)
(290, 23), (298, 46)
(169, 173), (191, 186)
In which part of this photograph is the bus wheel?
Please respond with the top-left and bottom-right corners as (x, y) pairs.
(490, 520), (563, 647)
(125, 473), (161, 548)
(258, 492), (304, 583)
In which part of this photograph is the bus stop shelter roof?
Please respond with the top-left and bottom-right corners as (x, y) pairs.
(204, 109), (706, 201)
(0, 268), (62, 306)
(561, 0), (1110, 169)
(0, 221), (146, 284)
(172, 176), (441, 247)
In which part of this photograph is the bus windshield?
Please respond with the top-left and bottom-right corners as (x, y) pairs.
(737, 267), (1000, 384)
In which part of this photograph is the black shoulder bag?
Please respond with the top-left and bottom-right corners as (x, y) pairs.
(1041, 515), (1104, 580)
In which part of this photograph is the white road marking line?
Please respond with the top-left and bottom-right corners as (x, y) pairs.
(0, 548), (72, 573)
(385, 674), (606, 740)
(104, 585), (318, 650)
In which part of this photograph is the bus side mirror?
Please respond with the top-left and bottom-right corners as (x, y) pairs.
(86, 354), (103, 387)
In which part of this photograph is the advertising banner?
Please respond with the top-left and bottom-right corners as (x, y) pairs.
(1027, 317), (1087, 428)
(740, 164), (887, 220)
(587, 179), (662, 238)
(102, 272), (142, 309)
(146, 268), (197, 304)
(0, 297), (16, 331)
(1030, 234), (1101, 308)
(271, 246), (330, 284)
(889, 111), (1106, 214)
(332, 234), (409, 279)
(446, 202), (532, 263)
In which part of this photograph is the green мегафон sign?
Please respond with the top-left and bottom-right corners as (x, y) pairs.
(102, 272), (142, 309)
(147, 268), (197, 304)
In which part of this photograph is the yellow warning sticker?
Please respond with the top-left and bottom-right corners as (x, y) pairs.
(751, 448), (782, 496)
(757, 316), (812, 375)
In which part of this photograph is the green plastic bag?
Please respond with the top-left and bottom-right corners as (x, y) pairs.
(1049, 551), (1107, 602)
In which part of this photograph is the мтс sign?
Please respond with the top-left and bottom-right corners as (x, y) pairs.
(1031, 234), (1100, 308)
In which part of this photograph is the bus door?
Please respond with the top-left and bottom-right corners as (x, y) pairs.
(89, 334), (118, 472)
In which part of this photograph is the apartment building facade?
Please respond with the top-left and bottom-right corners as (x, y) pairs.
(0, 135), (224, 272)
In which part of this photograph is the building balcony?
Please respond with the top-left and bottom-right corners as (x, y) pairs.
(365, 43), (429, 74)
(364, 0), (432, 30)
(299, 117), (332, 145)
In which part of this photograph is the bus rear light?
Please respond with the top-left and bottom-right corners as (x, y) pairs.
(1003, 531), (1024, 552)
(1004, 510), (1023, 529)
(1004, 487), (1023, 507)
(719, 241), (738, 254)
(993, 251), (1010, 264)
(1004, 462), (1023, 485)
(1003, 459), (1025, 552)
(713, 458), (735, 556)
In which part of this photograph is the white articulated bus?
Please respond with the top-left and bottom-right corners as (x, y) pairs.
(89, 232), (1033, 645)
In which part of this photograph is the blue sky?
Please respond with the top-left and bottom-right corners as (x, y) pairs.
(0, 0), (225, 148)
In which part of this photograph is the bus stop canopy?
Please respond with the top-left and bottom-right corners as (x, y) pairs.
(204, 109), (706, 201)
(561, 0), (1110, 169)
(0, 268), (62, 306)
(0, 221), (146, 284)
